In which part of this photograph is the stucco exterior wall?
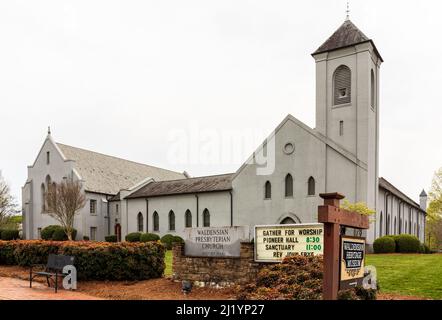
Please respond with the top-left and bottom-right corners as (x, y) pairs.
(122, 191), (231, 239)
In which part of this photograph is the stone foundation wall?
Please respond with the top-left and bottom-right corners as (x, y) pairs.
(172, 242), (265, 287)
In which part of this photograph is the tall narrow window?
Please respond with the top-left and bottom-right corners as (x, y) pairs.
(168, 210), (175, 231)
(333, 65), (351, 105)
(90, 199), (97, 214)
(387, 214), (390, 235)
(394, 217), (397, 235)
(44, 175), (51, 212)
(379, 212), (383, 237)
(185, 210), (192, 228)
(153, 211), (159, 232)
(203, 209), (210, 227)
(339, 121), (344, 136)
(41, 183), (46, 212)
(285, 174), (293, 198)
(37, 228), (42, 239)
(308, 177), (315, 196)
(371, 69), (375, 109)
(116, 204), (119, 215)
(264, 181), (271, 199)
(46, 151), (50, 165)
(137, 212), (143, 232)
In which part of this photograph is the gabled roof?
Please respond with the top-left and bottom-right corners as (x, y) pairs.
(312, 19), (383, 62)
(379, 177), (425, 213)
(56, 143), (186, 195)
(127, 173), (234, 199)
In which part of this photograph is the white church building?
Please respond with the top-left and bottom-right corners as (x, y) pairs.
(22, 18), (427, 249)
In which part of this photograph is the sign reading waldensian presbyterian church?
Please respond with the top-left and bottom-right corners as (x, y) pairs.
(254, 224), (323, 262)
(340, 236), (365, 289)
(184, 226), (249, 258)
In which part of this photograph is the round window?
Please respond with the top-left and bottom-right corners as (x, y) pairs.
(283, 142), (295, 155)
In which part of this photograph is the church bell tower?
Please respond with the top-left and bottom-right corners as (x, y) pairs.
(312, 18), (383, 213)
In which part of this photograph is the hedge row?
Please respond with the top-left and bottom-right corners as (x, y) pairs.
(0, 229), (20, 240)
(373, 234), (430, 254)
(0, 240), (166, 281)
(123, 232), (184, 249)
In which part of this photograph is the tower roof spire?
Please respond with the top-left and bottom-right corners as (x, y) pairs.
(346, 1), (350, 21)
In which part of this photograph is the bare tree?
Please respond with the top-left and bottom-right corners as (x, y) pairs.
(0, 171), (18, 228)
(46, 178), (86, 241)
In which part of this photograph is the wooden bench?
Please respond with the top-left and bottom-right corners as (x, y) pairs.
(29, 254), (75, 293)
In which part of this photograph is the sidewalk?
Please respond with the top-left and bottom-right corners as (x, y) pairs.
(0, 277), (102, 300)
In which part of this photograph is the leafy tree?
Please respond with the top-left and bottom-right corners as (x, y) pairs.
(0, 171), (18, 228)
(46, 178), (86, 241)
(341, 200), (376, 216)
(426, 168), (442, 250)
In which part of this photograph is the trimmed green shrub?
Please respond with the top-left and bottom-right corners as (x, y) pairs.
(373, 236), (396, 253)
(0, 230), (20, 240)
(40, 225), (76, 241)
(140, 233), (160, 242)
(160, 234), (176, 249)
(105, 235), (117, 242)
(125, 232), (142, 242)
(41, 225), (61, 240)
(393, 234), (421, 253)
(173, 236), (184, 244)
(0, 240), (166, 281)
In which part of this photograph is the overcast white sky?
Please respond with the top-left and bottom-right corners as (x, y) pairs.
(1, 0), (441, 205)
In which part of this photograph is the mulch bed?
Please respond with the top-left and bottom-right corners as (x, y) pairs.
(0, 265), (236, 300)
(0, 265), (430, 300)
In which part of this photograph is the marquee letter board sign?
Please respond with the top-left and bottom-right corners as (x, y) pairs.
(340, 236), (366, 289)
(254, 224), (324, 262)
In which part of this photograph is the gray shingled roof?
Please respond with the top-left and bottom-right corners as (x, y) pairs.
(379, 177), (425, 213)
(313, 19), (383, 62)
(127, 173), (234, 199)
(57, 143), (186, 195)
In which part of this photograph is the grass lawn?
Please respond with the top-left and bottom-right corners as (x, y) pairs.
(366, 254), (442, 300)
(165, 250), (173, 277)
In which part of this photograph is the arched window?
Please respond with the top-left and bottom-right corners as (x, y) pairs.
(44, 175), (51, 212)
(137, 212), (143, 232)
(379, 212), (383, 236)
(185, 210), (192, 228)
(169, 210), (175, 231)
(371, 69), (375, 108)
(333, 65), (351, 105)
(153, 211), (159, 232)
(264, 181), (271, 199)
(399, 218), (402, 234)
(281, 217), (296, 225)
(203, 209), (210, 227)
(386, 214), (390, 235)
(45, 175), (52, 187)
(41, 183), (46, 212)
(285, 174), (293, 198)
(308, 177), (315, 196)
(394, 217), (397, 235)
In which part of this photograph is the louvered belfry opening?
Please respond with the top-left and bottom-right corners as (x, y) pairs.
(333, 65), (351, 105)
